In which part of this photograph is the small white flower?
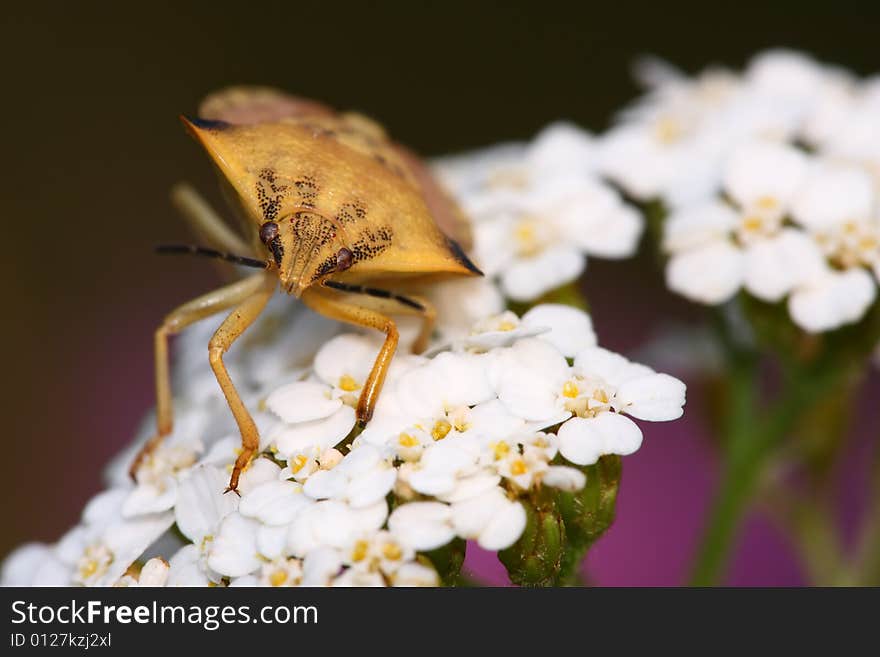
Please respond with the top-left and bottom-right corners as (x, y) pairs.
(442, 123), (642, 302)
(303, 444), (397, 508)
(390, 561), (440, 587)
(123, 441), (201, 517)
(286, 500), (388, 557)
(342, 530), (414, 577)
(450, 487), (527, 550)
(492, 339), (685, 466)
(114, 557), (170, 587)
(388, 502), (456, 552)
(664, 140), (823, 305)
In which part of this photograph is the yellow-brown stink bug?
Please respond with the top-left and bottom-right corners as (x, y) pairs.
(130, 88), (481, 493)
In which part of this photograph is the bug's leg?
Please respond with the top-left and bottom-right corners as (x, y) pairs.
(210, 276), (276, 494)
(319, 281), (436, 354)
(171, 182), (254, 255)
(301, 286), (399, 424)
(129, 272), (272, 480)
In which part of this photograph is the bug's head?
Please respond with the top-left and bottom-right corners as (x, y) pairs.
(259, 213), (354, 297)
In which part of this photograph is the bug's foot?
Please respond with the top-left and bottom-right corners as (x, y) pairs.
(225, 448), (255, 495)
(355, 405), (374, 427)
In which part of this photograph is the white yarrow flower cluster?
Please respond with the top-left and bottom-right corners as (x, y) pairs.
(606, 49), (880, 332)
(435, 122), (644, 302)
(1, 303), (684, 587)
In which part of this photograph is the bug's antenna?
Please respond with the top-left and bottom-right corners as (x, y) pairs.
(156, 244), (269, 269)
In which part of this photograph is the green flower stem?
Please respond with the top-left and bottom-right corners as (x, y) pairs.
(851, 450), (880, 585)
(689, 348), (850, 586)
(760, 483), (846, 585)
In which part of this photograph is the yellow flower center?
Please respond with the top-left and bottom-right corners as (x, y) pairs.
(741, 216), (764, 232)
(510, 459), (528, 476)
(398, 433), (419, 448)
(492, 441), (511, 460)
(755, 195), (778, 211)
(290, 454), (308, 474)
(382, 542), (403, 561)
(513, 217), (547, 257)
(351, 540), (369, 562)
(78, 560), (98, 580)
(431, 419), (452, 441)
(269, 570), (288, 587)
(562, 380), (580, 398)
(654, 116), (683, 144)
(338, 374), (360, 392)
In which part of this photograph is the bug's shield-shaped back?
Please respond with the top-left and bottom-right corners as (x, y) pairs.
(197, 86), (474, 251)
(183, 114), (480, 293)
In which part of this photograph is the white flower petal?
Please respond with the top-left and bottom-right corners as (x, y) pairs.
(265, 381), (341, 423)
(272, 405), (356, 457)
(521, 304), (597, 357)
(301, 547), (343, 586)
(791, 164), (875, 231)
(542, 466), (587, 491)
(573, 202), (644, 258)
(450, 487), (506, 538)
(167, 545), (211, 587)
(174, 465), (238, 544)
(207, 513), (261, 578)
(256, 524), (288, 560)
(743, 228), (826, 301)
(573, 347), (651, 387)
(346, 467), (397, 508)
(724, 140), (808, 208)
(663, 201), (739, 253)
(477, 500), (527, 551)
(666, 239), (744, 305)
(789, 268), (877, 333)
(492, 338), (570, 421)
(501, 245), (585, 302)
(394, 352), (494, 418)
(557, 414), (644, 465)
(437, 472), (502, 503)
(239, 480), (308, 525)
(389, 502), (455, 551)
(615, 373), (686, 421)
(313, 334), (380, 387)
(303, 469), (348, 500)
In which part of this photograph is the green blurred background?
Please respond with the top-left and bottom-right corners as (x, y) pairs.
(2, 0), (878, 563)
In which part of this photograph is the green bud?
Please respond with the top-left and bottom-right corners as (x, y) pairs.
(421, 538), (466, 586)
(499, 493), (565, 587)
(555, 455), (623, 584)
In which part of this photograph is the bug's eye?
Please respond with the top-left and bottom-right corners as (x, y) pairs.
(336, 247), (354, 271)
(259, 221), (279, 244)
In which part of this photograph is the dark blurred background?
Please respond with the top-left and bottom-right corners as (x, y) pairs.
(2, 1), (878, 584)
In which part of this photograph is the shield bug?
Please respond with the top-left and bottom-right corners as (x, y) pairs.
(130, 88), (482, 493)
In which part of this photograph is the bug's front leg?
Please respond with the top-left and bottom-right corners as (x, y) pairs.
(129, 272), (272, 481)
(210, 276), (276, 494)
(301, 286), (399, 424)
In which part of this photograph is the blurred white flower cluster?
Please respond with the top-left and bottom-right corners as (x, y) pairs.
(602, 49), (880, 332)
(1, 299), (685, 588)
(435, 123), (644, 302)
